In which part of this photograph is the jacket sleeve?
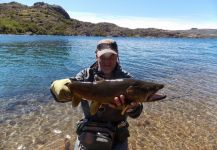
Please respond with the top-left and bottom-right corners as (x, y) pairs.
(127, 104), (143, 118)
(73, 68), (91, 81)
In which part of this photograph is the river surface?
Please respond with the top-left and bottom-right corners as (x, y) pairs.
(0, 35), (217, 149)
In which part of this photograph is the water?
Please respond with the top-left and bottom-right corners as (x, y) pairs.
(1, 35), (216, 99)
(1, 35), (217, 149)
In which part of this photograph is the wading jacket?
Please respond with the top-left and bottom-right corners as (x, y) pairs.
(72, 62), (143, 124)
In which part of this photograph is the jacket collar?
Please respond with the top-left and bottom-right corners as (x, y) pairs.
(90, 62), (122, 79)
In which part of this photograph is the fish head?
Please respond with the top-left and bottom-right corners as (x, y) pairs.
(126, 80), (165, 103)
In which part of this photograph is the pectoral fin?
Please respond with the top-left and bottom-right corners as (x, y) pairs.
(72, 95), (82, 107)
(121, 105), (130, 115)
(90, 101), (101, 115)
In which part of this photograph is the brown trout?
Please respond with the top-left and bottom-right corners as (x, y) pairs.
(67, 78), (165, 115)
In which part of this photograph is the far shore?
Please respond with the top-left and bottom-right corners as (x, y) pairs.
(1, 33), (217, 39)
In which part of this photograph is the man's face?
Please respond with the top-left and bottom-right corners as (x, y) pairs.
(96, 53), (118, 75)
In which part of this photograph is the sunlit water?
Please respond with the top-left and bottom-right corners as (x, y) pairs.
(0, 35), (217, 149)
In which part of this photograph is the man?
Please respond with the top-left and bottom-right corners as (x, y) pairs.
(51, 39), (143, 150)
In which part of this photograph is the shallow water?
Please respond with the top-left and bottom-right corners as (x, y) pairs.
(0, 35), (217, 149)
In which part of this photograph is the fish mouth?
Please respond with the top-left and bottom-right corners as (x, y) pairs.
(148, 93), (166, 101)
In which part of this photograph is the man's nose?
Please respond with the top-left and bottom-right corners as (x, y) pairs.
(103, 58), (111, 63)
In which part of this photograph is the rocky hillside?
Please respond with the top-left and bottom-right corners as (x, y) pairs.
(0, 2), (217, 38)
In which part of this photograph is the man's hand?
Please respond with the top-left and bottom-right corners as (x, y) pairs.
(108, 95), (141, 113)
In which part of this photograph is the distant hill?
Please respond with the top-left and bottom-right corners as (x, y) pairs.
(0, 2), (217, 38)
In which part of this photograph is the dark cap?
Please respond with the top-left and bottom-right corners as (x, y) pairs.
(96, 39), (118, 57)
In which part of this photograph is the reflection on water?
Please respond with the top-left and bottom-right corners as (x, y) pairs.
(0, 35), (217, 149)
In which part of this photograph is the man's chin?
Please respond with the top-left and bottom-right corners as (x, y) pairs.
(101, 68), (114, 74)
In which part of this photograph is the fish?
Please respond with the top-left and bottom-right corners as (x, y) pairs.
(67, 78), (166, 115)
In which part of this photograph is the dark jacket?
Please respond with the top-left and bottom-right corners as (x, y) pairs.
(72, 62), (143, 124)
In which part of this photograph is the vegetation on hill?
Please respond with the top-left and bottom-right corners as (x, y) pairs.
(0, 2), (217, 38)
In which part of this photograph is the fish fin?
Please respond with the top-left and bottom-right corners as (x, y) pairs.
(90, 101), (101, 115)
(121, 105), (130, 115)
(71, 95), (81, 107)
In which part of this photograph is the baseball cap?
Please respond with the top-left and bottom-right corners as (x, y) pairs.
(96, 39), (118, 57)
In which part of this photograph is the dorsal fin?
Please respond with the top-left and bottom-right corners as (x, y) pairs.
(90, 101), (101, 115)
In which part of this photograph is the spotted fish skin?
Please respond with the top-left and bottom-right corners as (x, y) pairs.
(67, 78), (165, 115)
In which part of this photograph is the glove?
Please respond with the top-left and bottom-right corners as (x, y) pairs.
(50, 78), (72, 102)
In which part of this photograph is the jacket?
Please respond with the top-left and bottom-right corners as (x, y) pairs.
(72, 62), (143, 124)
